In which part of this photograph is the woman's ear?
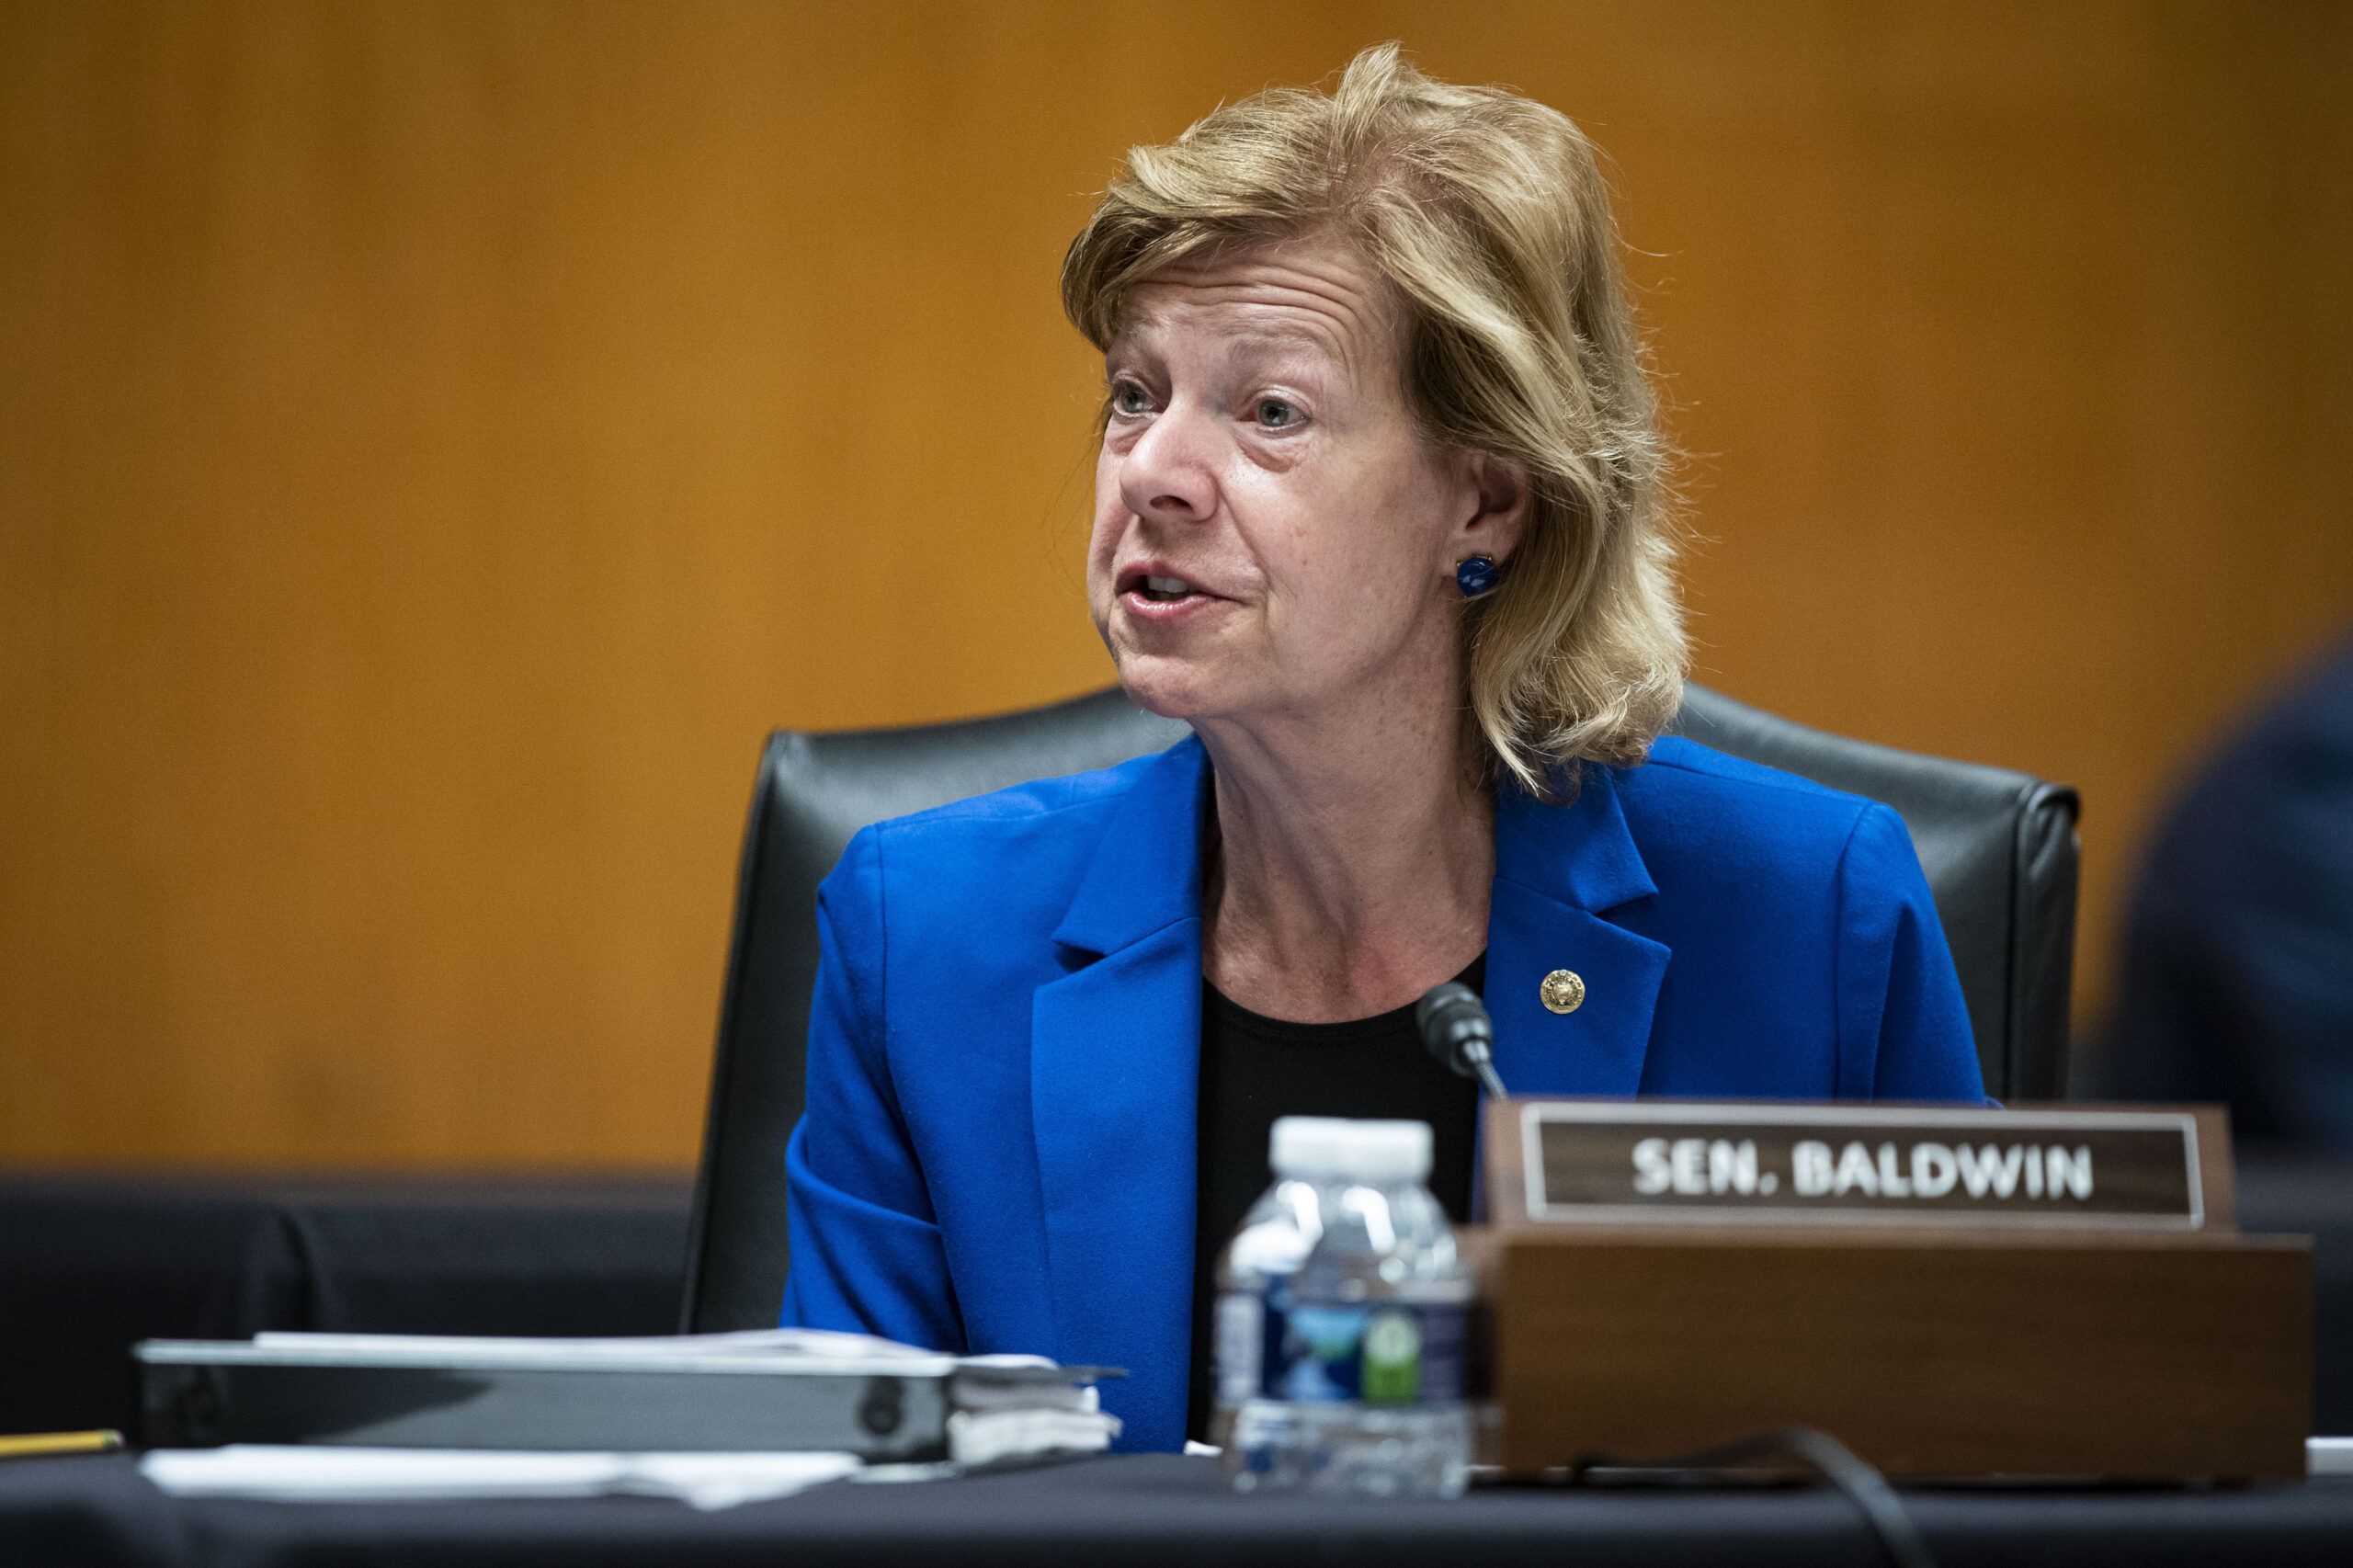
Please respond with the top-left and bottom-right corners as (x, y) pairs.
(1455, 450), (1531, 564)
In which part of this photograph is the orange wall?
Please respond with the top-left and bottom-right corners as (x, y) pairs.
(4, 1), (2348, 1168)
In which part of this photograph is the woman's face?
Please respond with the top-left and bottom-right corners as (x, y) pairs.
(1087, 234), (1521, 731)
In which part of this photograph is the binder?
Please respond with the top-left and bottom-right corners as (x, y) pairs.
(137, 1331), (1119, 1461)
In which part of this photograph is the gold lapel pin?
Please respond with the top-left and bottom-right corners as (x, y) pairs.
(1540, 969), (1586, 1015)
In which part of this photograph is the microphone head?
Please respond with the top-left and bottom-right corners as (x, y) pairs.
(1415, 981), (1495, 1080)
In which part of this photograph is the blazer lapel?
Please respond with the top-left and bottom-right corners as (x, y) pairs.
(1487, 766), (1672, 1096)
(1030, 736), (1211, 1450)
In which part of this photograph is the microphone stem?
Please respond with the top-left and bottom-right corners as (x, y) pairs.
(1472, 1058), (1509, 1101)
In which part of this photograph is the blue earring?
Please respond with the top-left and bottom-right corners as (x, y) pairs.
(1455, 554), (1502, 598)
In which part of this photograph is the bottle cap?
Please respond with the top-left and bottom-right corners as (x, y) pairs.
(1269, 1117), (1433, 1183)
(1268, 1116), (1353, 1178)
(1329, 1119), (1433, 1184)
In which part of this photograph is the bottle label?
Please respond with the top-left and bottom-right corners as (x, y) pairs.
(1211, 1290), (1264, 1404)
(1264, 1299), (1469, 1405)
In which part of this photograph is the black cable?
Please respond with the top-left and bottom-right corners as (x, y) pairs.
(1571, 1426), (1936, 1568)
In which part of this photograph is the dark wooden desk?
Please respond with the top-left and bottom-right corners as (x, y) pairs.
(3, 1451), (2351, 1568)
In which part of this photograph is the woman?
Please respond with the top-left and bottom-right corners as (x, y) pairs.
(780, 45), (1983, 1452)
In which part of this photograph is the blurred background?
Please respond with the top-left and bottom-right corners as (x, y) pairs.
(4, 0), (2350, 1173)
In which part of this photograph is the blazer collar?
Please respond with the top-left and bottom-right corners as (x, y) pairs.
(1495, 763), (1657, 913)
(1050, 735), (1211, 959)
(1049, 740), (1659, 946)
(1484, 765), (1673, 1097)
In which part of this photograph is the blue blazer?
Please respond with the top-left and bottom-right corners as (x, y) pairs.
(781, 733), (1983, 1452)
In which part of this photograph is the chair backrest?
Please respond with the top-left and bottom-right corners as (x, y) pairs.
(680, 684), (2078, 1331)
(1670, 687), (2079, 1102)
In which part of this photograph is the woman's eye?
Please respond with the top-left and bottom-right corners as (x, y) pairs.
(1110, 382), (1151, 415)
(1254, 398), (1300, 429)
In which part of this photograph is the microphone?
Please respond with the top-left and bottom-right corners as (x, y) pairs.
(1415, 982), (1509, 1100)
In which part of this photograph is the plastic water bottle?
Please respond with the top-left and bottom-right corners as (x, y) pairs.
(1221, 1119), (1475, 1497)
(1208, 1117), (1354, 1458)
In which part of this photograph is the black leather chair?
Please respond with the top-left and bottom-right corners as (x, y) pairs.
(679, 684), (2079, 1332)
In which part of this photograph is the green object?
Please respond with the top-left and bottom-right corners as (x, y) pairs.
(1359, 1309), (1422, 1404)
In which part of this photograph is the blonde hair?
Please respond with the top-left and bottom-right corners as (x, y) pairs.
(1063, 44), (1685, 793)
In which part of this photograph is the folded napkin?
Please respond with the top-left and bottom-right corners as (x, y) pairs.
(948, 1407), (1122, 1467)
(947, 1357), (1122, 1463)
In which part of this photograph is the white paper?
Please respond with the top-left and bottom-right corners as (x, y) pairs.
(951, 1374), (1098, 1414)
(250, 1328), (923, 1360)
(233, 1328), (955, 1373)
(141, 1446), (862, 1510)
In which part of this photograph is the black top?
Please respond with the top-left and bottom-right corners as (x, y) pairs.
(1186, 956), (1484, 1440)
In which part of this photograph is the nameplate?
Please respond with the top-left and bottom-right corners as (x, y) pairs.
(1500, 1101), (2208, 1231)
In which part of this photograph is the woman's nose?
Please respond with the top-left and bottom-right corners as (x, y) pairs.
(1117, 405), (1218, 522)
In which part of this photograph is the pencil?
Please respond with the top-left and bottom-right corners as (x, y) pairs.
(0, 1430), (125, 1460)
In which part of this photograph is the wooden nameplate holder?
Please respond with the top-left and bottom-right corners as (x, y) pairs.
(1473, 1099), (2312, 1482)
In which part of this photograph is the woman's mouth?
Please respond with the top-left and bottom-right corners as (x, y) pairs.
(1117, 567), (1213, 608)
